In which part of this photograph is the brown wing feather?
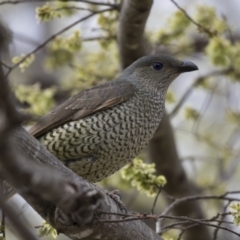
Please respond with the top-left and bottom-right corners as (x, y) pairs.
(29, 79), (135, 138)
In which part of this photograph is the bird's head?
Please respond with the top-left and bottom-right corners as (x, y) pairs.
(123, 54), (198, 92)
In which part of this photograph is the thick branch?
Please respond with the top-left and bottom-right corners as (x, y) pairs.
(0, 13), (162, 240)
(118, 0), (153, 69)
(9, 128), (162, 240)
(0, 66), (161, 240)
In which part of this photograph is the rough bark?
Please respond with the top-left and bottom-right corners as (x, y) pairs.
(117, 0), (211, 239)
(0, 127), (162, 240)
(0, 23), (162, 240)
(118, 0), (152, 68)
(0, 91), (162, 240)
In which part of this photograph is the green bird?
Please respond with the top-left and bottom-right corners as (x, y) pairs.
(29, 54), (198, 182)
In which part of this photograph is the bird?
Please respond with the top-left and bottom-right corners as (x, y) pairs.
(29, 54), (198, 183)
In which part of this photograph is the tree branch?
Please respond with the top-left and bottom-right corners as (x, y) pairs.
(117, 1), (211, 239)
(5, 7), (116, 79)
(8, 128), (163, 240)
(0, 22), (162, 240)
(169, 0), (215, 37)
(118, 0), (153, 69)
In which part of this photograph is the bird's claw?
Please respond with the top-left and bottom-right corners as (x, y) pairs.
(105, 189), (128, 214)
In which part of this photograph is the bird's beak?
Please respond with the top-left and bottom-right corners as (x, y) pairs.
(178, 60), (198, 73)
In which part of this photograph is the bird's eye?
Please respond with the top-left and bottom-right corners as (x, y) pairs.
(152, 62), (163, 71)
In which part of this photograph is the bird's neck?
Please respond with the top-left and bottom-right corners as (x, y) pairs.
(133, 79), (168, 100)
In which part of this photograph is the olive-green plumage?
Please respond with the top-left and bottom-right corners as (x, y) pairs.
(29, 54), (198, 182)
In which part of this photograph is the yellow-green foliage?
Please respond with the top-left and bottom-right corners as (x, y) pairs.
(230, 203), (240, 226)
(205, 38), (231, 66)
(45, 31), (82, 70)
(37, 221), (57, 239)
(36, 3), (62, 22)
(155, 10), (190, 44)
(62, 45), (118, 93)
(36, 1), (78, 22)
(195, 6), (227, 35)
(185, 107), (200, 121)
(166, 91), (175, 104)
(154, 5), (227, 45)
(13, 83), (56, 116)
(227, 110), (240, 125)
(121, 158), (167, 197)
(12, 54), (35, 72)
(98, 10), (118, 49)
(162, 237), (175, 240)
(197, 6), (240, 80)
(55, 1), (76, 16)
(153, 5), (240, 82)
(196, 77), (211, 89)
(205, 37), (240, 80)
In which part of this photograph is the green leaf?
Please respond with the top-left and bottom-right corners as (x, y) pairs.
(185, 107), (200, 121)
(230, 203), (240, 226)
(12, 54), (35, 72)
(121, 158), (167, 197)
(13, 83), (56, 116)
(37, 221), (58, 239)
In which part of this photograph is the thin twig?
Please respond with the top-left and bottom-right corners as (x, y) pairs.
(177, 223), (199, 240)
(212, 202), (231, 240)
(169, 0), (215, 37)
(0, 0), (119, 8)
(151, 186), (162, 214)
(82, 35), (116, 41)
(13, 32), (115, 48)
(53, 6), (96, 12)
(0, 61), (11, 70)
(161, 192), (240, 218)
(193, 81), (218, 133)
(98, 212), (240, 237)
(4, 7), (115, 79)
(170, 68), (232, 118)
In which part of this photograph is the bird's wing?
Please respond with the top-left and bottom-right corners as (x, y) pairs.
(29, 79), (135, 138)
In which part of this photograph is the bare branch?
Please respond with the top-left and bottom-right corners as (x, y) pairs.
(99, 211), (239, 238)
(151, 186), (162, 215)
(0, 0), (119, 8)
(5, 7), (116, 78)
(212, 202), (231, 240)
(161, 192), (240, 218)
